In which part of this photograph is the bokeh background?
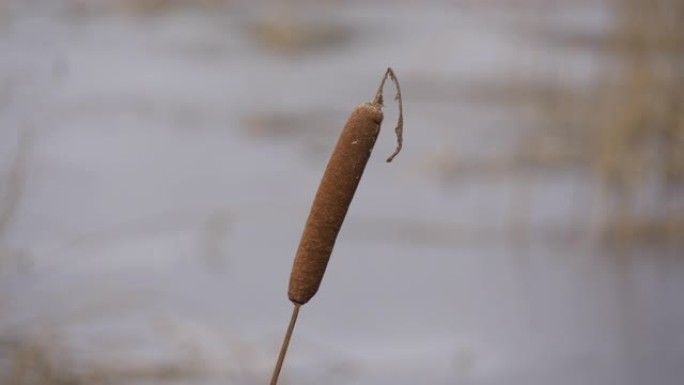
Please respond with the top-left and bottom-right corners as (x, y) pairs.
(1, 0), (683, 384)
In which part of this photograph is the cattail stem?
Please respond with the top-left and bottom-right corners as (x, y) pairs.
(270, 304), (300, 385)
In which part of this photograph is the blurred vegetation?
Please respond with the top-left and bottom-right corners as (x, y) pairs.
(589, 0), (683, 187)
(0, 334), (206, 385)
(588, 0), (682, 243)
(66, 0), (228, 15)
(519, 0), (684, 244)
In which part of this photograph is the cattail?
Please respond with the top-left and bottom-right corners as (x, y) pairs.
(287, 102), (382, 305)
(270, 68), (404, 385)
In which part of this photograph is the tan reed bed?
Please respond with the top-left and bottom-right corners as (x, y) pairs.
(269, 68), (404, 385)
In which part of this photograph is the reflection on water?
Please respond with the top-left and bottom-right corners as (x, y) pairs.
(0, 1), (682, 384)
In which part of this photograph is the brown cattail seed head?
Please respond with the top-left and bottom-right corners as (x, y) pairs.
(288, 103), (383, 305)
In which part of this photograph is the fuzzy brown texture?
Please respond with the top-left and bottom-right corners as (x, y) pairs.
(288, 103), (384, 305)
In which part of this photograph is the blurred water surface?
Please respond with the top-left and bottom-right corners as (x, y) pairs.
(1, 1), (683, 384)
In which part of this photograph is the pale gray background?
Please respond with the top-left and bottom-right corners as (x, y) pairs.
(1, 1), (683, 384)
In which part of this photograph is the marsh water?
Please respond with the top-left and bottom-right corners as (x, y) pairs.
(1, 1), (683, 384)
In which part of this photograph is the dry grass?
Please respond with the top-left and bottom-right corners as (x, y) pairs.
(248, 18), (352, 55)
(434, 0), (684, 244)
(0, 328), (270, 385)
(65, 0), (230, 16)
(0, 344), (203, 385)
(563, 0), (683, 243)
(0, 128), (31, 244)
